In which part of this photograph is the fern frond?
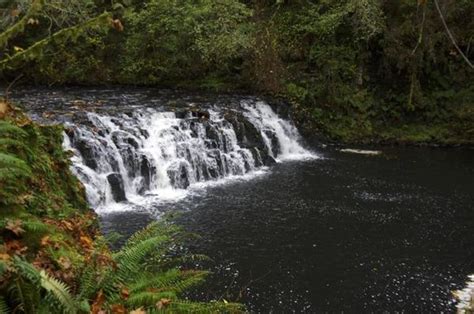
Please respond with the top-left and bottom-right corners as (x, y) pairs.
(0, 121), (28, 138)
(125, 291), (176, 308)
(124, 221), (181, 248)
(0, 138), (28, 150)
(77, 264), (98, 300)
(22, 218), (49, 234)
(39, 270), (78, 314)
(0, 296), (9, 314)
(129, 269), (183, 293)
(166, 300), (243, 313)
(113, 235), (168, 279)
(169, 270), (208, 293)
(13, 257), (41, 284)
(0, 152), (31, 177)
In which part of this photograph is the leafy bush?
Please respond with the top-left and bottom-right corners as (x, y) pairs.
(120, 0), (253, 84)
(0, 222), (242, 313)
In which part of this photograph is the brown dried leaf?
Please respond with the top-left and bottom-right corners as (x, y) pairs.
(58, 256), (72, 270)
(10, 9), (20, 17)
(5, 220), (25, 236)
(0, 253), (10, 262)
(0, 101), (10, 118)
(112, 19), (124, 32)
(5, 240), (27, 255)
(156, 298), (172, 310)
(80, 235), (93, 249)
(91, 290), (105, 314)
(110, 304), (126, 314)
(40, 236), (51, 247)
(120, 287), (130, 300)
(130, 308), (146, 314)
(61, 220), (74, 231)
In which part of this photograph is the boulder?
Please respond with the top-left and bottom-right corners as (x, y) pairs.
(74, 139), (98, 170)
(107, 173), (127, 202)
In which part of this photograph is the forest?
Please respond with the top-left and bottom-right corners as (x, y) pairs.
(0, 0), (473, 313)
(1, 0), (472, 143)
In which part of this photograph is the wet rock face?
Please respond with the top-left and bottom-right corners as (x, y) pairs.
(167, 162), (190, 189)
(75, 139), (98, 170)
(264, 130), (281, 157)
(224, 111), (275, 165)
(52, 93), (310, 208)
(140, 156), (153, 193)
(107, 173), (127, 202)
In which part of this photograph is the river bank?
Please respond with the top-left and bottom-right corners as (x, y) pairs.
(0, 102), (241, 312)
(4, 85), (472, 148)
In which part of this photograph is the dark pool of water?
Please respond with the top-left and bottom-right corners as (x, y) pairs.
(100, 147), (474, 312)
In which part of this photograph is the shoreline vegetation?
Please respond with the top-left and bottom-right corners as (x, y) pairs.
(0, 1), (473, 146)
(0, 102), (242, 312)
(0, 0), (472, 312)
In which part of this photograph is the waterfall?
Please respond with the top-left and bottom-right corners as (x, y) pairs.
(62, 99), (315, 211)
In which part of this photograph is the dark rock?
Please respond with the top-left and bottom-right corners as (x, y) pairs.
(140, 155), (153, 192)
(262, 154), (277, 165)
(74, 139), (98, 170)
(139, 129), (149, 138)
(250, 147), (263, 167)
(174, 109), (188, 119)
(107, 173), (127, 202)
(126, 137), (140, 149)
(64, 127), (75, 140)
(224, 111), (266, 150)
(264, 130), (280, 157)
(167, 162), (190, 189)
(224, 111), (278, 166)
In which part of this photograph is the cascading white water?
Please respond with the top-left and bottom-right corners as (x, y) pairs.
(63, 99), (315, 212)
(242, 101), (314, 161)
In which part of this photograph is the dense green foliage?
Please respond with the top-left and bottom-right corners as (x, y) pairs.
(0, 0), (473, 144)
(0, 109), (242, 313)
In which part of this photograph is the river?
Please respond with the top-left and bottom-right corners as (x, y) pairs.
(13, 87), (474, 312)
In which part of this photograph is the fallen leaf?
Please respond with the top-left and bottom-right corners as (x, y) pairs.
(110, 304), (126, 314)
(120, 287), (129, 300)
(5, 240), (27, 255)
(61, 220), (74, 231)
(0, 101), (10, 118)
(112, 19), (124, 32)
(156, 298), (172, 310)
(80, 235), (93, 249)
(10, 9), (20, 17)
(40, 236), (51, 246)
(91, 290), (105, 314)
(58, 256), (72, 270)
(130, 308), (146, 314)
(5, 220), (25, 236)
(0, 253), (10, 261)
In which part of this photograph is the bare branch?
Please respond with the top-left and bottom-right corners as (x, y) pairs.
(434, 0), (474, 69)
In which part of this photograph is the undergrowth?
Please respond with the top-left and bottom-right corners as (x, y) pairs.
(0, 103), (242, 313)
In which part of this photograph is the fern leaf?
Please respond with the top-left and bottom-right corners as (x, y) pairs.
(0, 296), (9, 314)
(39, 270), (78, 314)
(167, 300), (243, 313)
(0, 121), (28, 138)
(0, 152), (31, 176)
(126, 291), (176, 308)
(113, 235), (168, 278)
(0, 138), (28, 150)
(13, 257), (41, 284)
